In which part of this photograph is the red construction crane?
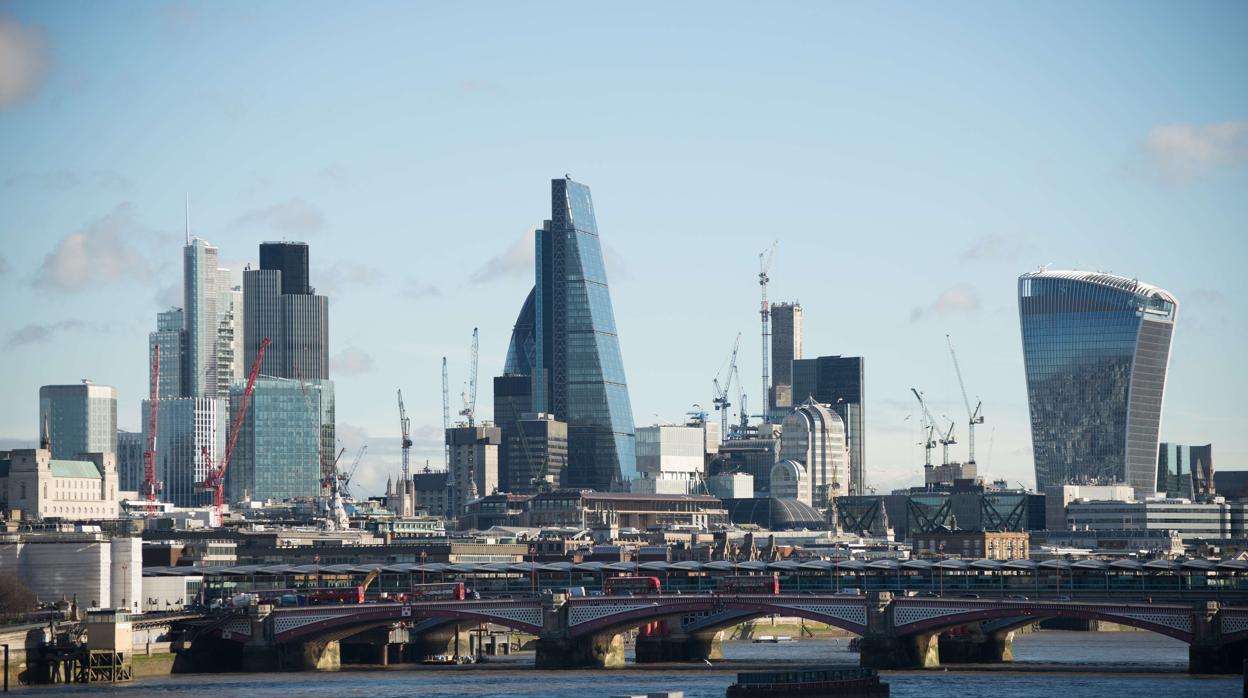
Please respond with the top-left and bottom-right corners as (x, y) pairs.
(142, 344), (161, 515)
(197, 337), (270, 523)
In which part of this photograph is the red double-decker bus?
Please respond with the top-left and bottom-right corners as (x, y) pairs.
(717, 574), (781, 595)
(305, 586), (367, 605)
(604, 576), (662, 596)
(409, 582), (466, 601)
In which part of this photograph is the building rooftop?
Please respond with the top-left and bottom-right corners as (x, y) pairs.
(1019, 268), (1177, 305)
(51, 460), (101, 479)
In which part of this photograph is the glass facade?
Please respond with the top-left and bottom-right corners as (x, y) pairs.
(150, 308), (186, 399)
(791, 356), (866, 495)
(143, 397), (223, 506)
(184, 239), (222, 399)
(39, 384), (118, 460)
(533, 178), (636, 489)
(1018, 270), (1178, 492)
(226, 378), (324, 502)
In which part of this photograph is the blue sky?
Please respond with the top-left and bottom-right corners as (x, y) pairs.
(1, 1), (1245, 497)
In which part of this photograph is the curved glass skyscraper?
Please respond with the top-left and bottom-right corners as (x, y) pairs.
(498, 178), (636, 491)
(1018, 269), (1178, 493)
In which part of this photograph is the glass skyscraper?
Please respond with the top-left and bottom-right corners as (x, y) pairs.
(39, 382), (118, 459)
(523, 177), (636, 490)
(791, 355), (866, 495)
(1018, 269), (1179, 493)
(226, 378), (326, 502)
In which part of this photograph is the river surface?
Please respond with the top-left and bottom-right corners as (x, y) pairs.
(16, 631), (1241, 697)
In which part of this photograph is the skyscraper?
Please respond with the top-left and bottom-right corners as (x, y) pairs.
(791, 355), (866, 494)
(242, 241), (334, 482)
(226, 378), (324, 502)
(778, 398), (850, 508)
(142, 397), (224, 506)
(184, 239), (223, 399)
(530, 177), (636, 490)
(149, 308), (186, 399)
(769, 302), (802, 413)
(1018, 269), (1179, 492)
(39, 382), (118, 460)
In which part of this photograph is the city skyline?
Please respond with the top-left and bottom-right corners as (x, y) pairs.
(1, 3), (1245, 498)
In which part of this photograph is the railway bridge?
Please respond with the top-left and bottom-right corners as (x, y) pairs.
(182, 592), (1248, 674)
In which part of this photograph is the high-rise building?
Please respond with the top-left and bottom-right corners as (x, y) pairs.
(243, 241), (333, 481)
(142, 398), (224, 507)
(1157, 443), (1213, 499)
(791, 355), (866, 494)
(226, 378), (325, 503)
(446, 424), (501, 519)
(1018, 269), (1179, 492)
(184, 239), (223, 399)
(116, 429), (145, 493)
(216, 285), (244, 397)
(633, 423), (713, 495)
(494, 288), (538, 489)
(150, 308), (186, 399)
(530, 177), (636, 490)
(778, 398), (850, 508)
(505, 413), (568, 494)
(39, 382), (118, 460)
(769, 302), (802, 413)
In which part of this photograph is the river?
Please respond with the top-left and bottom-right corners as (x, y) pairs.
(14, 631), (1241, 697)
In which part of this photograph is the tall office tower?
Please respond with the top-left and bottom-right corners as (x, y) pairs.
(116, 429), (145, 492)
(39, 382), (118, 459)
(150, 308), (187, 399)
(446, 424), (501, 519)
(529, 177), (636, 490)
(243, 241), (333, 480)
(791, 355), (866, 495)
(778, 399), (849, 509)
(1018, 270), (1179, 492)
(494, 288), (538, 490)
(141, 397), (224, 507)
(505, 413), (569, 494)
(769, 302), (802, 413)
(226, 378), (326, 502)
(215, 283), (243, 397)
(184, 238), (224, 399)
(1157, 443), (1213, 499)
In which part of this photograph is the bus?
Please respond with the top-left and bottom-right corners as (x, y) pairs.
(257, 586), (366, 606)
(604, 576), (662, 596)
(717, 574), (781, 595)
(410, 582), (466, 601)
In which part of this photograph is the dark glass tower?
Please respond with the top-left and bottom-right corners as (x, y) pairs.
(530, 177), (636, 489)
(791, 355), (866, 495)
(1018, 269), (1178, 493)
(260, 242), (311, 295)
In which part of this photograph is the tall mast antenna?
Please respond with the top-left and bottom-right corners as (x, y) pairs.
(185, 193), (191, 244)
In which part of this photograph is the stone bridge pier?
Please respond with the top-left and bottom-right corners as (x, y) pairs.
(633, 615), (725, 664)
(1189, 601), (1248, 674)
(534, 593), (626, 669)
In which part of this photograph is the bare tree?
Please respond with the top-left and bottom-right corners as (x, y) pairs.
(0, 574), (38, 620)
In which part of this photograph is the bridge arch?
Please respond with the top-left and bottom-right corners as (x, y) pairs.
(273, 602), (543, 645)
(566, 596), (868, 640)
(893, 602), (1195, 643)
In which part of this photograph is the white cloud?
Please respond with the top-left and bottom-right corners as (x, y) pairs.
(910, 284), (979, 323)
(4, 170), (133, 192)
(233, 197), (326, 236)
(330, 347), (374, 376)
(960, 234), (1024, 263)
(1144, 121), (1248, 183)
(402, 277), (441, 299)
(35, 203), (152, 292)
(315, 260), (381, 295)
(470, 228), (536, 283)
(0, 17), (49, 109)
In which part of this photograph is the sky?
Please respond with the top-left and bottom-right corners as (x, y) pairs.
(0, 1), (1245, 499)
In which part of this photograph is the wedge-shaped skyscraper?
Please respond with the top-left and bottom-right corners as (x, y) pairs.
(1018, 269), (1178, 492)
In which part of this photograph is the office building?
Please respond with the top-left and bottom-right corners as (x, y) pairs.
(912, 530), (1030, 560)
(779, 399), (849, 508)
(505, 413), (568, 494)
(633, 423), (713, 495)
(226, 378), (326, 503)
(1064, 498), (1229, 542)
(523, 491), (727, 530)
(184, 238), (231, 399)
(530, 177), (636, 490)
(1018, 269), (1179, 492)
(142, 398), (225, 507)
(791, 355), (866, 494)
(1044, 483), (1136, 531)
(714, 425), (781, 496)
(149, 308), (186, 399)
(39, 382), (118, 460)
(446, 424), (501, 519)
(243, 241), (334, 481)
(769, 302), (802, 413)
(116, 429), (145, 493)
(1, 447), (119, 520)
(1157, 443), (1213, 499)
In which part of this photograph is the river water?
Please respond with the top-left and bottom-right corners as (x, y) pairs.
(15, 631), (1241, 697)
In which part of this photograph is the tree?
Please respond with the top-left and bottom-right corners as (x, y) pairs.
(0, 574), (38, 620)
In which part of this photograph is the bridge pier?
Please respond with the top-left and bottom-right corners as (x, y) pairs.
(938, 630), (1014, 664)
(277, 640), (340, 671)
(858, 633), (940, 670)
(534, 633), (625, 669)
(635, 630), (724, 663)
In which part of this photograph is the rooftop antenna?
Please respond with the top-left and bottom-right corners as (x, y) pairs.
(185, 193), (190, 244)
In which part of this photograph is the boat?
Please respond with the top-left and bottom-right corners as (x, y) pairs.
(751, 635), (796, 643)
(726, 665), (889, 697)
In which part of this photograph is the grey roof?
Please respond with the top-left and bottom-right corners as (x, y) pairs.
(1020, 269), (1178, 305)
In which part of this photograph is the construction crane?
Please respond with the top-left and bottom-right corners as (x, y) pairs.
(340, 445), (367, 498)
(196, 337), (270, 524)
(459, 327), (479, 427)
(712, 333), (741, 438)
(441, 357), (450, 468)
(321, 447), (346, 490)
(946, 334), (985, 464)
(939, 418), (957, 466)
(910, 388), (938, 468)
(397, 389), (412, 481)
(142, 344), (161, 515)
(758, 241), (778, 423)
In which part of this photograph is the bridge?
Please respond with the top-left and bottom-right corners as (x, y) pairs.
(178, 592), (1248, 674)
